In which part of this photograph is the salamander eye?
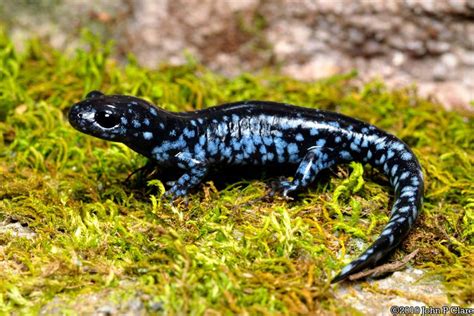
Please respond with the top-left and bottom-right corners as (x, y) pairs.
(95, 110), (121, 128)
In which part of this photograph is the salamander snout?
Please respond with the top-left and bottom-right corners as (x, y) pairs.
(68, 96), (129, 141)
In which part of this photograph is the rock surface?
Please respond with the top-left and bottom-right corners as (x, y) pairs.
(2, 0), (473, 111)
(334, 268), (453, 315)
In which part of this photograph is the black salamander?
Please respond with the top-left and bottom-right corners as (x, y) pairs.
(68, 91), (424, 283)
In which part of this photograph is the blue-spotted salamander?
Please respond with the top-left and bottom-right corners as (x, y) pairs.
(68, 91), (424, 283)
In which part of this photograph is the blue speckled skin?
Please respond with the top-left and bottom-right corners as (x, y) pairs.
(68, 91), (424, 283)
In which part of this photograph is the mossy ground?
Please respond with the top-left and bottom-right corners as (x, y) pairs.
(0, 30), (473, 314)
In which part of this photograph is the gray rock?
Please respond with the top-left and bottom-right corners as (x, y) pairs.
(1, 0), (473, 109)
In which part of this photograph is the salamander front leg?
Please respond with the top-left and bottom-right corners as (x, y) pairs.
(165, 152), (209, 199)
(271, 147), (335, 198)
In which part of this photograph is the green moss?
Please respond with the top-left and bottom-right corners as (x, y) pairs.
(0, 29), (473, 314)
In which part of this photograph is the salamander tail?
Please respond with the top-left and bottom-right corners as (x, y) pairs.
(332, 137), (424, 283)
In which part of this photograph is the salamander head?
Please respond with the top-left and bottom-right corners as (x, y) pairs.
(68, 91), (165, 143)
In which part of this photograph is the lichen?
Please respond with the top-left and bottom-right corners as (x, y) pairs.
(0, 29), (473, 314)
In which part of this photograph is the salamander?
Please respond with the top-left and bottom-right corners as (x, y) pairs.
(68, 90), (424, 283)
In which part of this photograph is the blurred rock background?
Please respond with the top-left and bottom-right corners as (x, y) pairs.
(1, 0), (473, 111)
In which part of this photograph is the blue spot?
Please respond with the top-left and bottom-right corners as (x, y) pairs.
(401, 152), (412, 160)
(231, 139), (241, 151)
(175, 136), (186, 148)
(340, 151), (352, 160)
(194, 143), (203, 154)
(289, 154), (299, 162)
(274, 138), (287, 156)
(350, 142), (360, 152)
(272, 130), (283, 137)
(400, 190), (415, 198)
(353, 135), (362, 145)
(398, 206), (410, 213)
(400, 171), (410, 180)
(121, 117), (128, 124)
(132, 120), (141, 128)
(207, 140), (218, 155)
(279, 121), (291, 130)
(390, 142), (405, 151)
(252, 135), (262, 145)
(243, 139), (255, 154)
(376, 140), (386, 150)
(287, 143), (299, 155)
(310, 128), (318, 136)
(143, 119), (150, 126)
(199, 135), (206, 146)
(295, 133), (304, 141)
(391, 164), (399, 176)
(387, 149), (395, 159)
(361, 138), (369, 147)
(316, 139), (326, 147)
(169, 130), (177, 136)
(183, 128), (195, 138)
(401, 186), (416, 193)
(150, 108), (158, 116)
(222, 147), (232, 158)
(259, 145), (267, 154)
(143, 132), (153, 140)
(379, 154), (386, 164)
(263, 136), (273, 146)
(335, 136), (341, 143)
(392, 176), (399, 185)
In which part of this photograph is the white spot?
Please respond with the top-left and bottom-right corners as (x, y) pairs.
(398, 206), (410, 213)
(391, 164), (399, 176)
(143, 132), (153, 140)
(400, 171), (410, 180)
(340, 263), (353, 275)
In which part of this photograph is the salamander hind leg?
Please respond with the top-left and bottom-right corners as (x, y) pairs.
(271, 147), (336, 198)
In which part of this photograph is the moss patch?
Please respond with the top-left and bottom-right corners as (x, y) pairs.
(0, 30), (473, 314)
